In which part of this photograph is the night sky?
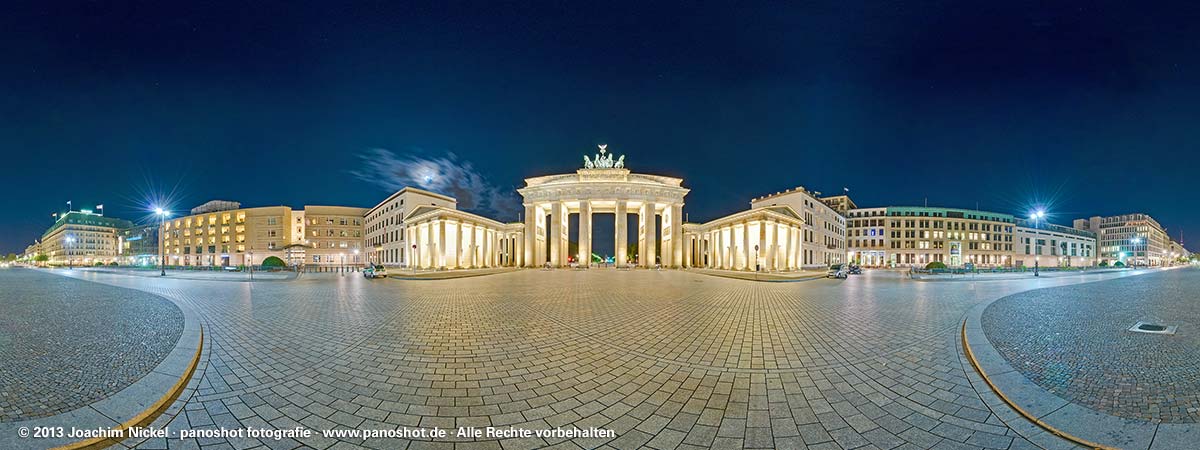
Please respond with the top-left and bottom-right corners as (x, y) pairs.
(3, 1), (1199, 255)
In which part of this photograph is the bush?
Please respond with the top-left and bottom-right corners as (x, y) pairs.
(260, 256), (286, 267)
(1098, 261), (1108, 267)
(109, 261), (118, 266)
(1113, 261), (1125, 267)
(94, 261), (104, 266)
(925, 261), (947, 269)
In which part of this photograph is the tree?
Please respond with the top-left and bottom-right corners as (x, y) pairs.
(1113, 261), (1125, 267)
(925, 261), (947, 270)
(1098, 261), (1108, 267)
(3, 253), (14, 262)
(260, 256), (287, 267)
(34, 254), (49, 262)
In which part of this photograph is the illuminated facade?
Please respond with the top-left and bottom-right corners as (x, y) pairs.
(682, 206), (807, 270)
(117, 224), (160, 266)
(750, 187), (847, 267)
(517, 145), (689, 268)
(847, 206), (1016, 267)
(1013, 220), (1096, 268)
(302, 205), (368, 267)
(1074, 214), (1171, 266)
(162, 205), (294, 267)
(39, 211), (133, 266)
(365, 187), (457, 267)
(403, 205), (523, 269)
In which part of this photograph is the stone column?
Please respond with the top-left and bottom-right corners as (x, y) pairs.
(523, 204), (535, 267)
(434, 220), (444, 269)
(768, 219), (777, 270)
(643, 204), (657, 267)
(742, 222), (751, 271)
(615, 201), (628, 267)
(670, 204), (684, 268)
(549, 201), (562, 267)
(579, 201), (591, 268)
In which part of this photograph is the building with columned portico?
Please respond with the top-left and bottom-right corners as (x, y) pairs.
(518, 145), (689, 268)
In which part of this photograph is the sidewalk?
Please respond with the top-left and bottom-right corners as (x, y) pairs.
(689, 268), (827, 282)
(386, 267), (521, 280)
(911, 267), (1135, 282)
(77, 267), (296, 281)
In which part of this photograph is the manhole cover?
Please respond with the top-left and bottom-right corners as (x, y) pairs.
(1129, 321), (1177, 335)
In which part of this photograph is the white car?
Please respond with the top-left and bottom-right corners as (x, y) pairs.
(363, 264), (388, 278)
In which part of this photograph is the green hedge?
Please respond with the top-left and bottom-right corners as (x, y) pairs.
(925, 261), (947, 269)
(260, 256), (287, 267)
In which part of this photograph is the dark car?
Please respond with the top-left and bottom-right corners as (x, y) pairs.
(848, 265), (862, 275)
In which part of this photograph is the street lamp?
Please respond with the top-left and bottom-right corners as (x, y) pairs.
(339, 252), (345, 276)
(1029, 210), (1046, 276)
(248, 250), (254, 281)
(154, 207), (170, 276)
(1131, 236), (1142, 270)
(353, 248), (360, 273)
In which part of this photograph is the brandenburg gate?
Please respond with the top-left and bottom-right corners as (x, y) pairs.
(518, 145), (689, 268)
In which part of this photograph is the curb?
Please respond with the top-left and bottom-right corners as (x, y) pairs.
(387, 267), (521, 281)
(961, 320), (1110, 450)
(689, 269), (826, 283)
(52, 326), (204, 450)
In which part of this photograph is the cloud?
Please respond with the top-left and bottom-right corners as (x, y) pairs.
(351, 148), (520, 219)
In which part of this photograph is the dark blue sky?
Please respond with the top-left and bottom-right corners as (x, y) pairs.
(3, 1), (1198, 254)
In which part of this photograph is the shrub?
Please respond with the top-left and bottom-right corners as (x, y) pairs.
(1098, 261), (1108, 267)
(1113, 261), (1125, 267)
(925, 261), (947, 270)
(260, 256), (286, 267)
(109, 261), (119, 266)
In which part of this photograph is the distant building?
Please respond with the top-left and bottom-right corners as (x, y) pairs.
(819, 194), (857, 216)
(40, 211), (134, 265)
(750, 187), (848, 267)
(364, 187), (458, 267)
(1013, 220), (1096, 268)
(190, 200), (241, 215)
(847, 206), (1015, 267)
(117, 224), (160, 266)
(163, 205), (294, 267)
(161, 201), (368, 269)
(302, 205), (369, 267)
(1074, 214), (1171, 266)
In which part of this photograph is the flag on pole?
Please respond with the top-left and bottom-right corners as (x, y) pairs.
(97, 204), (104, 216)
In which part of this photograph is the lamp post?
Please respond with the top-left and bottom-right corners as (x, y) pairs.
(1131, 236), (1142, 270)
(248, 250), (254, 281)
(155, 207), (170, 276)
(353, 248), (360, 273)
(339, 252), (345, 276)
(1029, 210), (1045, 276)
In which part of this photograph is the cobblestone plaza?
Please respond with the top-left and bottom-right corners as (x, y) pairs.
(3, 267), (1197, 449)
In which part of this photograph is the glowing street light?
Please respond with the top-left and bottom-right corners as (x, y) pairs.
(1028, 210), (1048, 276)
(1130, 236), (1143, 269)
(154, 207), (171, 276)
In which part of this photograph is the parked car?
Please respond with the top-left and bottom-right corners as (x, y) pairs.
(847, 264), (862, 275)
(827, 264), (847, 279)
(363, 264), (388, 278)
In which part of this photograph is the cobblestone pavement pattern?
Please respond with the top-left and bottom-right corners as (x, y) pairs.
(0, 269), (184, 422)
(44, 268), (1148, 449)
(983, 267), (1200, 423)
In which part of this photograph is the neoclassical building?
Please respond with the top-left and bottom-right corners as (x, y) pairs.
(518, 145), (689, 268)
(402, 205), (523, 269)
(681, 206), (807, 271)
